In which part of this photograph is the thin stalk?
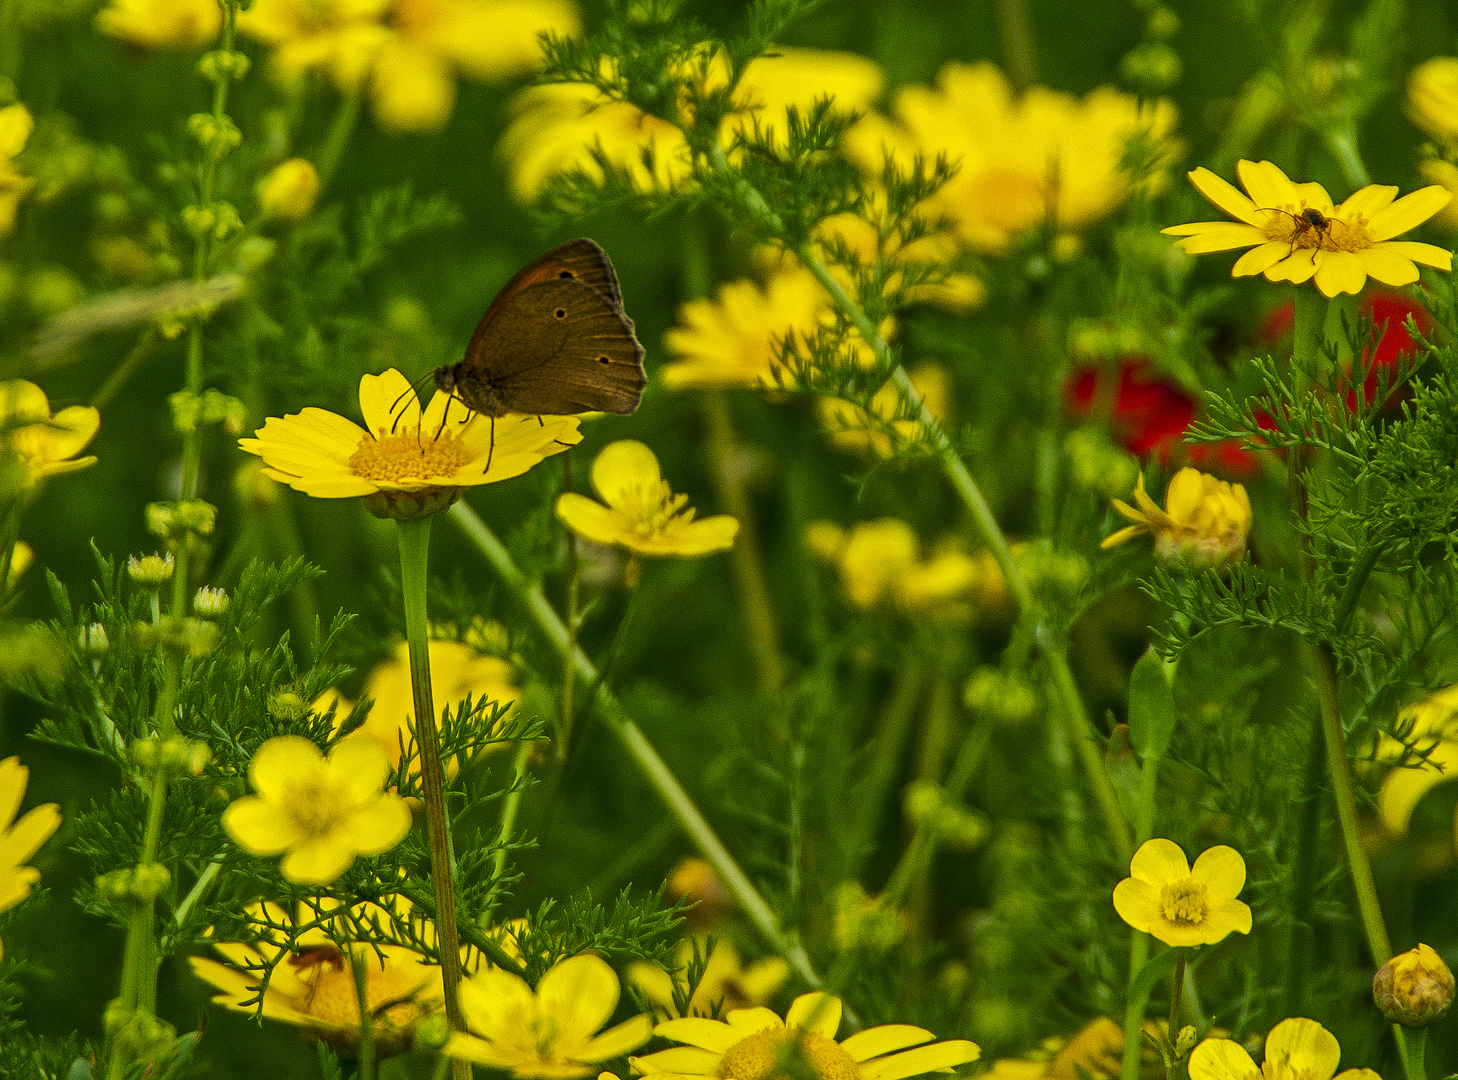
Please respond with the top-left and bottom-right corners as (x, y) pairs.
(352, 950), (376, 1080)
(90, 330), (158, 411)
(1399, 1027), (1427, 1080)
(493, 741), (533, 882)
(1167, 948), (1186, 1040)
(395, 516), (470, 1080)
(1323, 129), (1372, 190)
(561, 454), (579, 757)
(849, 659), (925, 877)
(1120, 932), (1150, 1080)
(1283, 716), (1324, 1018)
(992, 0), (1038, 90)
(314, 87), (362, 190)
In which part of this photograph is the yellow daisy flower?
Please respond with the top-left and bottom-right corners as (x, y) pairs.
(237, 0), (393, 95)
(445, 953), (654, 1076)
(1112, 838), (1252, 947)
(0, 104), (35, 237)
(95, 0), (221, 49)
(222, 735), (412, 884)
(628, 936), (791, 1021)
(556, 440), (738, 558)
(986, 1017), (1165, 1080)
(238, 368), (580, 519)
(189, 899), (445, 1056)
(806, 518), (989, 617)
(845, 62), (1177, 255)
(632, 990), (980, 1080)
(1188, 1018), (1377, 1080)
(1408, 57), (1458, 147)
(0, 756), (62, 961)
(1417, 159), (1458, 231)
(1162, 160), (1453, 297)
(1101, 469), (1251, 573)
(0, 379), (101, 488)
(806, 212), (986, 313)
(817, 364), (950, 459)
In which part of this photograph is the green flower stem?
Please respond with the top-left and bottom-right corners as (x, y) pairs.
(395, 515), (470, 1080)
(992, 0), (1039, 90)
(848, 657), (925, 879)
(315, 87), (362, 191)
(352, 950), (376, 1080)
(1399, 1026), (1427, 1080)
(494, 741), (533, 883)
(446, 500), (828, 992)
(1167, 947), (1186, 1041)
(561, 457), (580, 756)
(1323, 128), (1373, 191)
(1283, 716), (1324, 1018)
(1119, 931), (1150, 1080)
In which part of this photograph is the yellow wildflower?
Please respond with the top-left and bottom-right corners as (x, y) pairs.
(1162, 160), (1452, 297)
(0, 105), (34, 237)
(222, 735), (412, 884)
(1373, 944), (1454, 1027)
(628, 936), (790, 1020)
(95, 0), (220, 48)
(237, 0), (393, 94)
(445, 953), (654, 1076)
(1102, 469), (1251, 572)
(256, 158), (321, 221)
(1417, 159), (1458, 230)
(0, 756), (62, 961)
(0, 380), (101, 488)
(845, 63), (1177, 254)
(556, 440), (737, 557)
(666, 856), (731, 929)
(238, 368), (580, 520)
(1188, 1019), (1377, 1080)
(807, 518), (986, 616)
(1408, 58), (1458, 146)
(987, 1018), (1165, 1080)
(1376, 681), (1458, 836)
(1112, 838), (1252, 947)
(807, 211), (986, 312)
(5, 541), (33, 587)
(632, 990), (980, 1080)
(818, 364), (950, 459)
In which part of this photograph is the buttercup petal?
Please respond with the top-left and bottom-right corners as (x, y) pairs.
(1189, 1038), (1259, 1080)
(1264, 1018), (1340, 1080)
(1111, 877), (1159, 931)
(537, 954), (620, 1039)
(1128, 837), (1190, 886)
(342, 795), (411, 855)
(327, 736), (392, 802)
(578, 1014), (656, 1062)
(556, 493), (627, 546)
(1189, 844), (1246, 898)
(222, 795), (300, 855)
(247, 735), (324, 800)
(591, 439), (663, 508)
(279, 836), (355, 884)
(665, 515), (739, 556)
(1203, 897), (1254, 939)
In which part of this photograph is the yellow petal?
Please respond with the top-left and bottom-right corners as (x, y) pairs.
(248, 735), (324, 800)
(372, 39), (456, 134)
(1356, 247), (1420, 288)
(1187, 167), (1263, 225)
(1100, 524), (1146, 550)
(785, 992), (841, 1037)
(222, 795), (299, 855)
(633, 1047), (721, 1074)
(1376, 241), (1452, 270)
(1232, 241), (1295, 276)
(1189, 844), (1246, 898)
(1264, 1018), (1339, 1080)
(537, 954), (620, 1039)
(1168, 222), (1266, 253)
(724, 1006), (784, 1034)
(1201, 897), (1253, 940)
(556, 493), (627, 546)
(578, 1014), (656, 1062)
(1128, 837), (1190, 886)
(1335, 184), (1397, 222)
(1313, 250), (1368, 297)
(1111, 877), (1159, 931)
(0, 802), (60, 871)
(654, 1018), (741, 1053)
(1377, 742), (1458, 833)
(1264, 248), (1318, 284)
(1236, 160), (1299, 214)
(279, 836), (355, 884)
(1366, 186), (1454, 241)
(860, 1041), (981, 1080)
(661, 515), (739, 557)
(341, 795), (411, 855)
(0, 757), (28, 832)
(1189, 1038), (1259, 1080)
(359, 370), (419, 435)
(839, 1025), (934, 1063)
(591, 440), (662, 508)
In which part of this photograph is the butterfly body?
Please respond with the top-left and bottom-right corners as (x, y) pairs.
(433, 239), (646, 418)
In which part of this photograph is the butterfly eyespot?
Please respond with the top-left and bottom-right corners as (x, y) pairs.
(598, 355), (610, 364)
(554, 308), (567, 318)
(559, 270), (575, 278)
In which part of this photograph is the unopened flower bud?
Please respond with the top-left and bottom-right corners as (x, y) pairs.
(132, 863), (171, 899)
(127, 552), (174, 588)
(832, 881), (906, 952)
(1121, 43), (1182, 93)
(1175, 1025), (1198, 1058)
(198, 49), (250, 83)
(964, 667), (1039, 726)
(182, 617), (218, 656)
(414, 1013), (451, 1052)
(78, 622), (109, 656)
(257, 158), (320, 222)
(1374, 944), (1454, 1027)
(268, 689), (309, 722)
(194, 586), (229, 618)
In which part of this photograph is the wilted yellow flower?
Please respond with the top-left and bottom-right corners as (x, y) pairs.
(238, 0), (392, 93)
(1408, 58), (1458, 146)
(807, 518), (986, 617)
(1374, 944), (1455, 1027)
(0, 756), (62, 960)
(0, 380), (101, 488)
(1189, 1019), (1377, 1080)
(238, 368), (580, 520)
(95, 0), (221, 48)
(846, 63), (1177, 254)
(632, 991), (980, 1080)
(818, 364), (949, 458)
(1102, 469), (1251, 572)
(628, 936), (790, 1020)
(222, 735), (412, 884)
(256, 158), (321, 221)
(446, 953), (654, 1076)
(1162, 160), (1452, 297)
(556, 440), (737, 557)
(1112, 838), (1252, 947)
(0, 105), (34, 237)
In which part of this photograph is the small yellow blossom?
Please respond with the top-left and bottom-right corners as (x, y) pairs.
(556, 440), (737, 557)
(238, 0), (393, 93)
(628, 936), (790, 1020)
(222, 735), (412, 884)
(445, 953), (654, 1076)
(1162, 160), (1452, 297)
(818, 364), (950, 459)
(0, 105), (35, 237)
(807, 518), (988, 617)
(806, 211), (986, 312)
(1408, 58), (1458, 146)
(0, 756), (62, 960)
(1112, 838), (1252, 947)
(846, 63), (1177, 254)
(95, 0), (220, 48)
(5, 541), (34, 587)
(0, 380), (101, 488)
(666, 856), (731, 928)
(1102, 469), (1251, 572)
(238, 368), (580, 519)
(1376, 681), (1458, 837)
(1188, 1018), (1377, 1080)
(1373, 943), (1455, 1027)
(257, 158), (321, 221)
(189, 899), (444, 1055)
(632, 990), (980, 1080)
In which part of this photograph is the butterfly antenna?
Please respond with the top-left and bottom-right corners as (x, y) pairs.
(389, 370), (438, 436)
(434, 392), (452, 442)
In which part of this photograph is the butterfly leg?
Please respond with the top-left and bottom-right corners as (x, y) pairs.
(485, 414), (496, 475)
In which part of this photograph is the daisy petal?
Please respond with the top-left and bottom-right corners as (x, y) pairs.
(860, 1040), (981, 1080)
(1237, 160), (1300, 214)
(839, 1025), (934, 1063)
(1336, 184), (1397, 222)
(654, 1019), (741, 1053)
(1232, 242), (1294, 276)
(1264, 248), (1318, 284)
(785, 992), (842, 1037)
(1313, 250), (1368, 297)
(1169, 223), (1267, 254)
(1377, 241), (1452, 270)
(725, 1007), (784, 1035)
(630, 1046), (720, 1074)
(1356, 247), (1420, 287)
(1367, 186), (1454, 240)
(1188, 167), (1263, 225)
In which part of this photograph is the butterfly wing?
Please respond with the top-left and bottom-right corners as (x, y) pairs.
(467, 240), (625, 346)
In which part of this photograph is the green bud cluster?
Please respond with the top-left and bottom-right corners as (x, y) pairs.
(198, 50), (251, 84)
(964, 666), (1039, 727)
(104, 1001), (178, 1065)
(187, 113), (243, 160)
(126, 552), (175, 587)
(146, 499), (218, 539)
(133, 616), (219, 656)
(133, 735), (211, 777)
(903, 780), (989, 850)
(169, 388), (248, 435)
(1064, 427), (1139, 498)
(181, 202), (242, 242)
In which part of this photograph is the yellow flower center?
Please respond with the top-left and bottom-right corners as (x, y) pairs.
(283, 772), (348, 837)
(1261, 206), (1373, 252)
(717, 1029), (861, 1080)
(618, 481), (694, 539)
(961, 168), (1049, 235)
(1158, 878), (1210, 926)
(291, 946), (428, 1052)
(349, 429), (470, 483)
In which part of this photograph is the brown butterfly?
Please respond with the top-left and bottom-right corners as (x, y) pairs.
(432, 239), (646, 418)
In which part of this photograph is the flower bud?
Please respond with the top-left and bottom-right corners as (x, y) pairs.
(127, 552), (174, 588)
(964, 667), (1039, 726)
(257, 158), (320, 222)
(198, 49), (250, 83)
(194, 586), (229, 618)
(78, 622), (109, 656)
(268, 689), (310, 722)
(1374, 944), (1454, 1027)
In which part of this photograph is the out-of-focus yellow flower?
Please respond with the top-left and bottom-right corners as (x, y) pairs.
(222, 735), (412, 884)
(1102, 469), (1251, 572)
(238, 369), (580, 520)
(846, 63), (1177, 254)
(1417, 159), (1458, 230)
(189, 899), (445, 1055)
(0, 380), (100, 489)
(818, 364), (949, 458)
(666, 856), (731, 928)
(238, 0), (393, 93)
(556, 440), (737, 557)
(832, 881), (907, 952)
(0, 756), (62, 960)
(0, 105), (35, 238)
(1408, 58), (1458, 146)
(1376, 681), (1458, 838)
(987, 1018), (1165, 1080)
(501, 46), (883, 201)
(808, 518), (988, 617)
(808, 211), (986, 312)
(1189, 1019), (1377, 1080)
(96, 0), (220, 48)
(257, 158), (321, 220)
(446, 953), (654, 1076)
(1112, 838), (1252, 947)
(5, 542), (33, 587)
(628, 936), (790, 1020)
(1163, 160), (1452, 297)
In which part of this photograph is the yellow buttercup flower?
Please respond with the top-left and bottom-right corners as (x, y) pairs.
(257, 158), (321, 221)
(222, 735), (412, 884)
(556, 440), (738, 557)
(628, 936), (791, 1021)
(1188, 1019), (1377, 1080)
(1408, 57), (1458, 146)
(1102, 469), (1251, 572)
(0, 104), (34, 237)
(1376, 680), (1458, 836)
(445, 953), (654, 1076)
(0, 756), (62, 961)
(807, 518), (990, 617)
(632, 990), (980, 1080)
(845, 63), (1177, 254)
(818, 364), (950, 459)
(238, 368), (580, 519)
(0, 380), (101, 488)
(238, 0), (392, 93)
(95, 0), (220, 48)
(189, 899), (445, 1055)
(1162, 160), (1452, 297)
(1112, 838), (1252, 947)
